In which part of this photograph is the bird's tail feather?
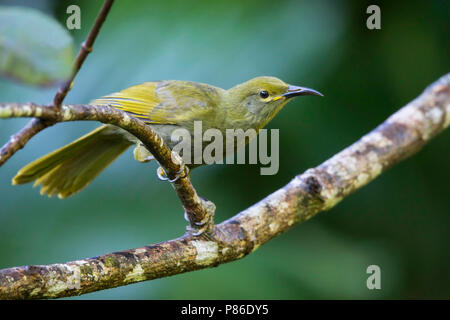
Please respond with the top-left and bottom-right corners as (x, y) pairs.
(12, 125), (132, 198)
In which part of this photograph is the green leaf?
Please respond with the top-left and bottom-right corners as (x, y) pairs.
(0, 6), (75, 86)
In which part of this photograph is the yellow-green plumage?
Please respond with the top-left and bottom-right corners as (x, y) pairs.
(13, 76), (322, 198)
(12, 125), (131, 198)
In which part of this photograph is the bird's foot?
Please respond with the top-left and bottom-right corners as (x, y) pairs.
(184, 197), (216, 238)
(133, 144), (154, 163)
(156, 164), (189, 183)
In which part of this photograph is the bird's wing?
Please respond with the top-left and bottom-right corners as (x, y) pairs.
(91, 81), (222, 125)
(147, 81), (223, 126)
(91, 82), (169, 124)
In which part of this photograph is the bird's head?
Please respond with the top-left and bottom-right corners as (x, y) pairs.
(225, 76), (323, 128)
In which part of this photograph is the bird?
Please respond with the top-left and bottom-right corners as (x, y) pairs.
(12, 76), (322, 198)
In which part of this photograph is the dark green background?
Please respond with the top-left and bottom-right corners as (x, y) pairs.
(0, 0), (449, 299)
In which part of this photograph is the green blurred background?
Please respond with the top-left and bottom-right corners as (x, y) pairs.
(0, 0), (449, 299)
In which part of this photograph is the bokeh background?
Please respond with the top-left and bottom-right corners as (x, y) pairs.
(0, 0), (449, 299)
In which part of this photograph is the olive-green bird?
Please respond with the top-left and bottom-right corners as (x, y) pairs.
(12, 76), (322, 198)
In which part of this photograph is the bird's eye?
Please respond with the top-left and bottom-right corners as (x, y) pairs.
(259, 90), (269, 99)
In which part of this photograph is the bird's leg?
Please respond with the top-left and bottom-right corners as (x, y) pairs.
(133, 143), (154, 162)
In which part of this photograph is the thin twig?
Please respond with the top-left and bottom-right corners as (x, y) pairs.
(0, 0), (114, 166)
(53, 0), (114, 109)
(0, 73), (448, 299)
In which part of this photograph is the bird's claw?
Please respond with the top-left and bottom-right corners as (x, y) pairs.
(157, 164), (189, 183)
(186, 222), (213, 237)
(184, 208), (214, 237)
(184, 211), (210, 226)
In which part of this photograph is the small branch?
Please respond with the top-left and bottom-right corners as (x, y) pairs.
(0, 118), (51, 166)
(0, 73), (448, 299)
(0, 102), (214, 232)
(53, 0), (114, 109)
(0, 0), (114, 167)
(0, 0), (211, 232)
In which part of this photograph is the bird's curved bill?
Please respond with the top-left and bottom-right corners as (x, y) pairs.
(282, 85), (323, 98)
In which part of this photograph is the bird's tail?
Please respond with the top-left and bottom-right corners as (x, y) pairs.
(12, 125), (132, 198)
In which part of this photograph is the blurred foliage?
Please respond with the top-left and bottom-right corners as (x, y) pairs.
(0, 6), (74, 86)
(0, 0), (449, 299)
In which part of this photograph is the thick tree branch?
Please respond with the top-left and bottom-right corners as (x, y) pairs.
(0, 73), (448, 299)
(0, 0), (114, 167)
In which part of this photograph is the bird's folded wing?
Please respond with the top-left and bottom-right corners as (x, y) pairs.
(91, 80), (221, 126)
(91, 82), (174, 124)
